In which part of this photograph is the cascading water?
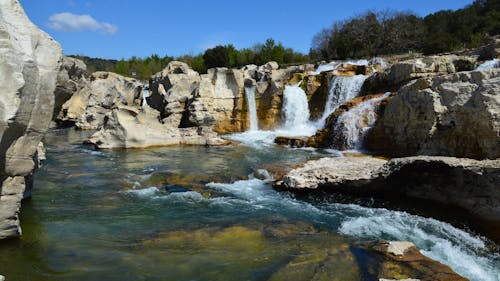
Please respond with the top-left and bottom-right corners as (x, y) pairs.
(281, 83), (316, 135)
(318, 75), (367, 127)
(332, 92), (390, 150)
(476, 59), (500, 70)
(245, 86), (259, 131)
(142, 89), (149, 108)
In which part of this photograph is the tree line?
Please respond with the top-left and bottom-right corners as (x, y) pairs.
(310, 0), (500, 60)
(75, 0), (499, 79)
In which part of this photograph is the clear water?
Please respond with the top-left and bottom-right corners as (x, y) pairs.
(0, 128), (499, 281)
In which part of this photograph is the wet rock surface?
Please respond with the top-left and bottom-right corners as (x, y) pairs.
(277, 156), (500, 241)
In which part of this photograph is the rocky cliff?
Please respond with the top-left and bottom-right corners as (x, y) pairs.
(366, 69), (500, 159)
(57, 71), (144, 129)
(0, 0), (62, 239)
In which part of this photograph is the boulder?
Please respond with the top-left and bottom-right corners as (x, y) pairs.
(362, 55), (478, 96)
(276, 156), (500, 240)
(191, 67), (246, 133)
(148, 61), (201, 127)
(356, 241), (468, 281)
(53, 56), (87, 119)
(0, 0), (62, 239)
(87, 106), (229, 149)
(366, 69), (500, 159)
(277, 157), (387, 189)
(57, 71), (144, 129)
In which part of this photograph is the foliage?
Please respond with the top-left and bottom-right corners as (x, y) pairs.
(201, 39), (309, 69)
(310, 0), (500, 59)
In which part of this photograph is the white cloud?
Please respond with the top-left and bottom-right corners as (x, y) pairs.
(47, 12), (117, 35)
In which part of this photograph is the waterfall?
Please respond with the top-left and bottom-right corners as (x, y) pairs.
(142, 89), (149, 108)
(281, 83), (315, 135)
(245, 86), (258, 131)
(332, 93), (390, 150)
(319, 75), (367, 126)
(475, 59), (500, 70)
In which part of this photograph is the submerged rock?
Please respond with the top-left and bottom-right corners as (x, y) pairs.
(0, 0), (62, 239)
(276, 156), (500, 240)
(57, 72), (144, 129)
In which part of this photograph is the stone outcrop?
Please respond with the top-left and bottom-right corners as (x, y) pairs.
(356, 241), (468, 281)
(361, 55), (478, 96)
(0, 0), (62, 239)
(277, 157), (387, 189)
(276, 156), (500, 239)
(366, 69), (500, 159)
(53, 56), (87, 119)
(57, 71), (144, 129)
(87, 106), (229, 149)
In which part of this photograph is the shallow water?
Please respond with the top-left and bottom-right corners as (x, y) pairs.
(0, 129), (499, 281)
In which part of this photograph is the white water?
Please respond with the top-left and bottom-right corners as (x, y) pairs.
(245, 86), (259, 131)
(476, 59), (500, 70)
(142, 89), (149, 107)
(334, 92), (390, 149)
(281, 83), (315, 134)
(212, 179), (500, 281)
(318, 75), (367, 128)
(127, 170), (500, 281)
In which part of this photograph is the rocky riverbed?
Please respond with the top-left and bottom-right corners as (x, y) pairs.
(1, 0), (499, 280)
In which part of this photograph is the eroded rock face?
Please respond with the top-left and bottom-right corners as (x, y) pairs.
(367, 69), (500, 159)
(0, 0), (62, 239)
(57, 71), (144, 129)
(276, 156), (500, 239)
(361, 55), (478, 96)
(53, 56), (87, 119)
(87, 106), (229, 149)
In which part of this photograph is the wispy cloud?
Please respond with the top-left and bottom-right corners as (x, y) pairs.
(47, 12), (118, 35)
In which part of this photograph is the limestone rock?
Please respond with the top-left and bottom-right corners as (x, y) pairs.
(359, 240), (468, 281)
(57, 71), (144, 129)
(191, 67), (246, 133)
(148, 61), (201, 127)
(367, 69), (500, 159)
(53, 56), (87, 119)
(276, 156), (500, 239)
(362, 55), (478, 96)
(87, 106), (229, 149)
(277, 157), (387, 189)
(388, 56), (456, 85)
(0, 0), (63, 239)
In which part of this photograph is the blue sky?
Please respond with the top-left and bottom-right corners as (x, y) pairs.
(20, 0), (474, 60)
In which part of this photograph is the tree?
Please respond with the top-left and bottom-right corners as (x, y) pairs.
(203, 45), (231, 69)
